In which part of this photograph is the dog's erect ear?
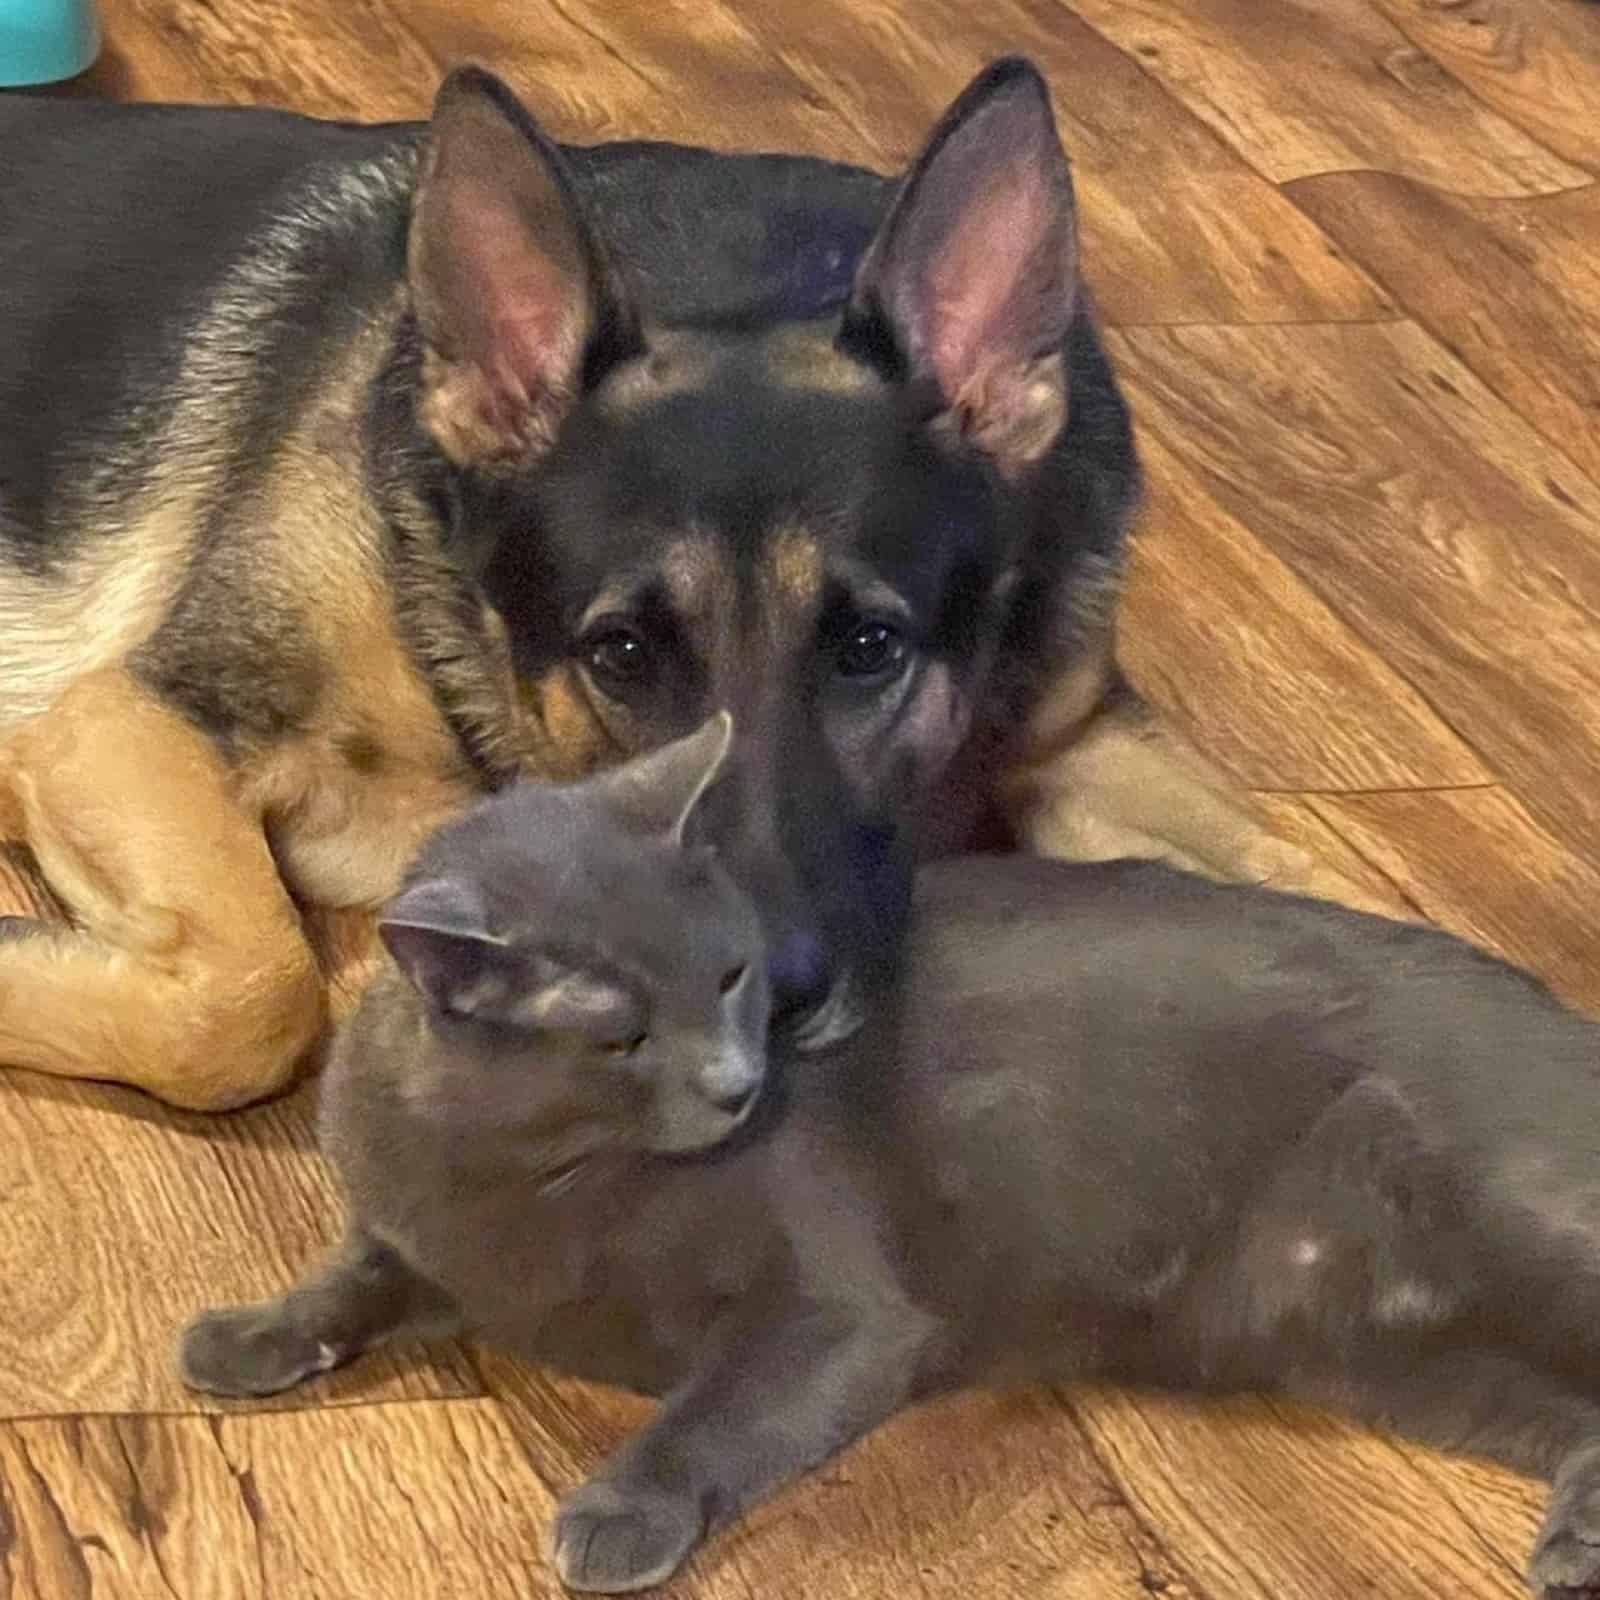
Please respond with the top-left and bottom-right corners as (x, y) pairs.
(409, 66), (642, 471)
(379, 876), (513, 1017)
(844, 57), (1077, 475)
(590, 711), (735, 847)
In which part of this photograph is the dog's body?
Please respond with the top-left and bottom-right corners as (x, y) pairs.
(0, 63), (1348, 1108)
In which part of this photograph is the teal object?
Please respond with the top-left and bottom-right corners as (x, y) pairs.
(0, 0), (100, 87)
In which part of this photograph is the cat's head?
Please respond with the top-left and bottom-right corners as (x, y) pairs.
(379, 712), (770, 1160)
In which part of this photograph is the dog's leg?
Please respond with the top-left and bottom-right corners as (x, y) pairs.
(178, 1226), (461, 1397)
(0, 669), (324, 1110)
(1008, 665), (1365, 902)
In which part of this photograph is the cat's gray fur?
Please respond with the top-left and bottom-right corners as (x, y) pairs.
(182, 715), (1600, 1598)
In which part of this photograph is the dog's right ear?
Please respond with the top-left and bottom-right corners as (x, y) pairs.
(409, 67), (642, 472)
(843, 58), (1077, 478)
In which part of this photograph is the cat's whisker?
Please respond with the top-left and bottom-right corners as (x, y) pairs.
(537, 1158), (593, 1198)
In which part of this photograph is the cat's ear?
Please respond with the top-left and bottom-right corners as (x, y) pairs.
(409, 66), (643, 471)
(381, 879), (644, 1038)
(591, 711), (734, 847)
(379, 876), (512, 1018)
(842, 57), (1076, 476)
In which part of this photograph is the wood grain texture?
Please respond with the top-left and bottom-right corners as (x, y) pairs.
(1070, 0), (1592, 195)
(731, 0), (1392, 324)
(1370, 0), (1600, 172)
(64, 0), (441, 115)
(377, 0), (864, 157)
(485, 1358), (1207, 1598)
(1110, 320), (1600, 868)
(1307, 786), (1600, 1016)
(1289, 174), (1600, 485)
(1070, 1387), (1534, 1600)
(1246, 796), (1421, 921)
(1121, 429), (1491, 792)
(0, 1076), (478, 1416)
(3, 3), (1600, 1599)
(1392, 1438), (1546, 1581)
(0, 1403), (556, 1600)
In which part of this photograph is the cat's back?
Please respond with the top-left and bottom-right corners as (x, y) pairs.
(901, 855), (1585, 1107)
(905, 855), (1398, 1014)
(908, 855), (1507, 1003)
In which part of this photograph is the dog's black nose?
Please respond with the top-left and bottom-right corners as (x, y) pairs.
(768, 930), (833, 1021)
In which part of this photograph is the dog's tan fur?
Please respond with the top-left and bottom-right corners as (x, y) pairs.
(0, 77), (1356, 1111)
(0, 309), (1347, 1110)
(0, 276), (498, 1108)
(0, 619), (1346, 1110)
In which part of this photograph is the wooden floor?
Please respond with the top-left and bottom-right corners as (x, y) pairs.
(3, 1), (1600, 1595)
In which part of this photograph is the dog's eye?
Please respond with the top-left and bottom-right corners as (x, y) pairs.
(836, 619), (907, 682)
(585, 627), (654, 694)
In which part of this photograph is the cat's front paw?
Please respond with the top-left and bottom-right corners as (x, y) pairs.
(551, 1479), (702, 1593)
(177, 1302), (343, 1397)
(1530, 1456), (1600, 1597)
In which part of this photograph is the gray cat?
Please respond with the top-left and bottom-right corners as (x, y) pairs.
(181, 713), (1600, 1599)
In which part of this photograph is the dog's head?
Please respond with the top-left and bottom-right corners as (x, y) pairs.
(403, 59), (1082, 1042)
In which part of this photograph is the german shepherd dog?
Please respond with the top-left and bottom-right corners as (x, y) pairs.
(0, 58), (1350, 1111)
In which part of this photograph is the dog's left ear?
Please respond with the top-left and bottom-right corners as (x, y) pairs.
(409, 66), (642, 471)
(844, 57), (1077, 477)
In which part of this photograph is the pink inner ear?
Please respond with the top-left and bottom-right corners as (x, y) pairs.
(444, 178), (584, 425)
(920, 161), (1058, 405)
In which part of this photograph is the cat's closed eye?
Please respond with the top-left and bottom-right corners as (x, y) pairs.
(719, 965), (748, 996)
(605, 1032), (649, 1058)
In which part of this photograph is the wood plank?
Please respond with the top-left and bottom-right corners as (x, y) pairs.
(729, 0), (1391, 324)
(0, 1402), (556, 1600)
(1288, 173), (1600, 486)
(1391, 1439), (1544, 1581)
(482, 1357), (1207, 1598)
(1370, 0), (1600, 172)
(1070, 0), (1590, 196)
(0, 1074), (478, 1416)
(1245, 796), (1422, 921)
(378, 0), (864, 157)
(1306, 786), (1600, 1016)
(1121, 429), (1490, 792)
(1108, 319), (1600, 868)
(66, 0), (441, 116)
(1069, 1386), (1533, 1600)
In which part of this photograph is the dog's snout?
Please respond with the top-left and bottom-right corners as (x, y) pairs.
(768, 930), (833, 1020)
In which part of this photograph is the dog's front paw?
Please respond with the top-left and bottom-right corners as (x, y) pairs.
(177, 1302), (343, 1397)
(1530, 1459), (1600, 1597)
(551, 1479), (702, 1593)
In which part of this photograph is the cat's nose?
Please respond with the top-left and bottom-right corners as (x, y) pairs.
(768, 930), (833, 1023)
(698, 1049), (762, 1115)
